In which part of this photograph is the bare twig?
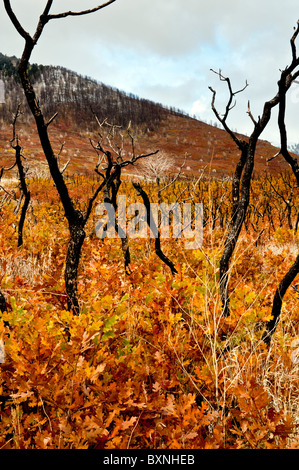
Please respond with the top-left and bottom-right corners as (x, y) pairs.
(247, 100), (258, 126)
(46, 112), (58, 127)
(209, 70), (248, 150)
(47, 1), (116, 20)
(133, 182), (178, 275)
(267, 150), (281, 163)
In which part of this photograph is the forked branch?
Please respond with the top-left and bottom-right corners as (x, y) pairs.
(209, 23), (299, 323)
(47, 0), (116, 20)
(9, 105), (31, 247)
(262, 20), (299, 345)
(209, 69), (248, 149)
(4, 0), (116, 44)
(4, 0), (117, 315)
(133, 182), (178, 275)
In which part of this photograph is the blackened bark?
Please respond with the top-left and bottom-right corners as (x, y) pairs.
(4, 1), (157, 315)
(14, 142), (31, 247)
(262, 33), (299, 344)
(18, 60), (85, 312)
(18, 193), (31, 247)
(10, 21), (88, 314)
(133, 182), (177, 275)
(263, 253), (299, 345)
(220, 141), (255, 317)
(100, 164), (131, 274)
(0, 291), (6, 313)
(210, 69), (280, 319)
(65, 222), (86, 315)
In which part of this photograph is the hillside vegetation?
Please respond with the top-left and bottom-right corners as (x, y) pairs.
(0, 52), (290, 179)
(0, 47), (299, 450)
(0, 52), (178, 131)
(0, 171), (298, 448)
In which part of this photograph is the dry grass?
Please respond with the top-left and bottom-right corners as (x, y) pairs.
(0, 249), (53, 286)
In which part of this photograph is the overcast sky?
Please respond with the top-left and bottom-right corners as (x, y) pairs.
(1, 0), (299, 145)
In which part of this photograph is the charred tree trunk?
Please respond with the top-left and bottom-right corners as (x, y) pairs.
(263, 28), (299, 344)
(220, 142), (251, 316)
(17, 56), (85, 313)
(104, 165), (131, 274)
(65, 222), (86, 315)
(133, 182), (177, 275)
(210, 70), (279, 318)
(4, 0), (157, 316)
(263, 253), (299, 345)
(18, 192), (31, 247)
(0, 291), (6, 313)
(14, 141), (31, 247)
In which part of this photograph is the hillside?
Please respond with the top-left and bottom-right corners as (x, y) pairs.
(0, 52), (289, 178)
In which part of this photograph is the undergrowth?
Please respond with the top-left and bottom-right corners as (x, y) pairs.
(0, 174), (298, 449)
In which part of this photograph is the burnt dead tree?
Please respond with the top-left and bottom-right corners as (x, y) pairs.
(4, 0), (159, 315)
(10, 105), (31, 247)
(262, 21), (299, 345)
(0, 109), (28, 312)
(0, 166), (11, 314)
(0, 105), (31, 248)
(91, 119), (158, 275)
(3, 0), (120, 315)
(209, 21), (299, 344)
(132, 182), (178, 275)
(209, 72), (280, 318)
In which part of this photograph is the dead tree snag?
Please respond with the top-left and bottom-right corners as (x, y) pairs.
(263, 21), (299, 345)
(209, 71), (280, 318)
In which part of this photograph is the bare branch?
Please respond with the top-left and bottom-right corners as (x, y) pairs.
(119, 150), (159, 168)
(210, 69), (248, 120)
(209, 85), (243, 149)
(0, 162), (17, 178)
(290, 20), (299, 65)
(247, 100), (258, 126)
(47, 0), (116, 20)
(10, 104), (23, 148)
(133, 182), (178, 275)
(92, 118), (159, 170)
(209, 69), (249, 152)
(0, 185), (15, 198)
(3, 0), (32, 41)
(266, 150), (281, 163)
(46, 112), (58, 127)
(60, 160), (70, 175)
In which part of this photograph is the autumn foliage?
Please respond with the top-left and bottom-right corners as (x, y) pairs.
(0, 172), (298, 449)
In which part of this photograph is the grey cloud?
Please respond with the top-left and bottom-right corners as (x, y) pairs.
(1, 1), (298, 67)
(1, 0), (299, 144)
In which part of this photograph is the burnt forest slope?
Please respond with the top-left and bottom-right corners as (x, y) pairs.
(0, 52), (289, 179)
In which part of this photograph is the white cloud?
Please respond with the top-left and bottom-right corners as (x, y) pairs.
(190, 98), (208, 118)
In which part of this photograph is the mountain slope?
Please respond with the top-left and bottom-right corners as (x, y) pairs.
(0, 52), (288, 178)
(0, 52), (175, 130)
